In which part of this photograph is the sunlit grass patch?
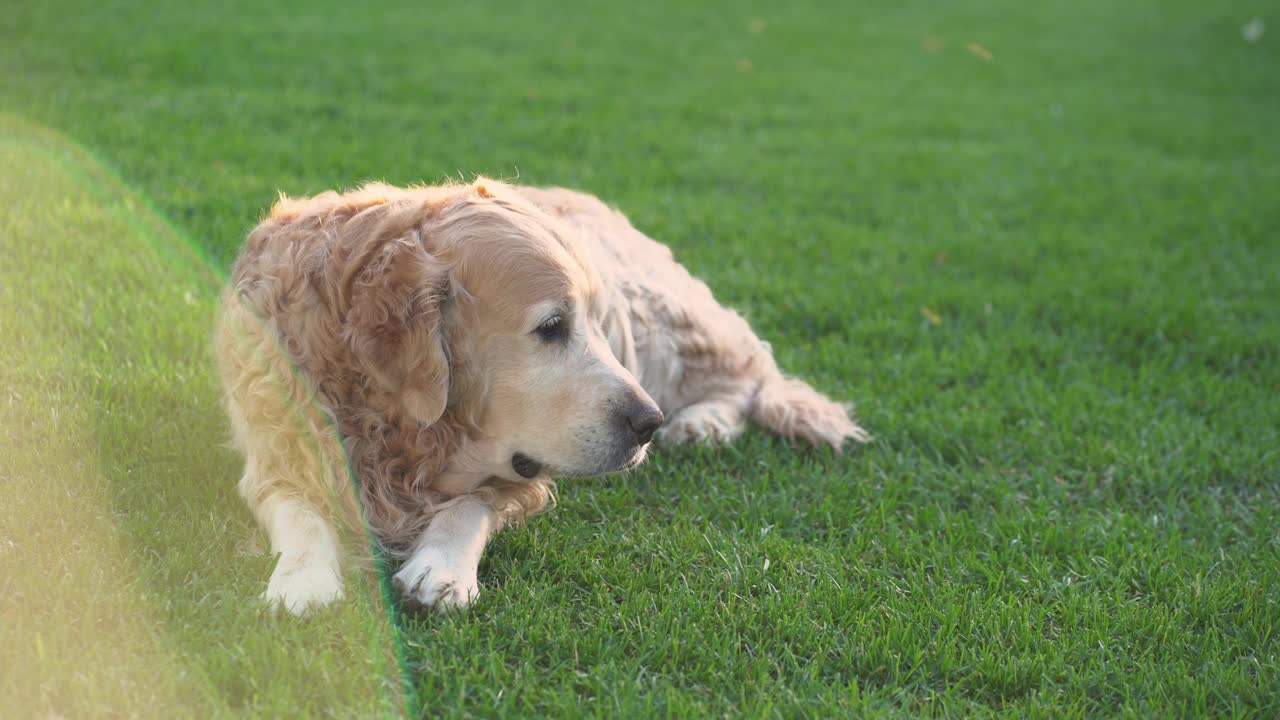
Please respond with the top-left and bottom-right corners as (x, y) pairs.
(0, 121), (410, 718)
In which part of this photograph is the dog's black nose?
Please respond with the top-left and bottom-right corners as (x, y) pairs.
(626, 401), (664, 445)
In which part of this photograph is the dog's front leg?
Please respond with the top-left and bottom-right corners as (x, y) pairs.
(260, 496), (345, 615)
(392, 495), (496, 612)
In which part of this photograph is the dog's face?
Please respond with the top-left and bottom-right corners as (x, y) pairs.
(378, 182), (662, 489)
(461, 287), (662, 482)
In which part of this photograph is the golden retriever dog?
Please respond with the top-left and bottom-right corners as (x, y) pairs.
(215, 178), (869, 615)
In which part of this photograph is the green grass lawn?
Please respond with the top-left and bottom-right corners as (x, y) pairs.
(2, 0), (1278, 716)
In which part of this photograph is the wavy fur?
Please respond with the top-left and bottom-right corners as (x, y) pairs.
(216, 177), (869, 613)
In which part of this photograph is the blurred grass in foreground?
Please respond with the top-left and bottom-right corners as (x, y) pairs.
(0, 117), (410, 718)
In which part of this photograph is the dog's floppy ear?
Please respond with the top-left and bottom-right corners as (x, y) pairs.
(344, 232), (451, 425)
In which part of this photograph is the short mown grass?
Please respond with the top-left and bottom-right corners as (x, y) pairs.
(2, 0), (1277, 717)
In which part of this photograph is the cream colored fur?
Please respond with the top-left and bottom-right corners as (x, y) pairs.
(215, 178), (868, 615)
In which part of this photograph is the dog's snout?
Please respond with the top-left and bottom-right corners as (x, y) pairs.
(625, 400), (664, 445)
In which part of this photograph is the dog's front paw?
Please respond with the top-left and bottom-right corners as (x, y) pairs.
(392, 546), (480, 612)
(263, 553), (344, 616)
(656, 402), (743, 446)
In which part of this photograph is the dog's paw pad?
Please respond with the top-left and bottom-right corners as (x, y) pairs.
(392, 555), (479, 613)
(263, 556), (344, 616)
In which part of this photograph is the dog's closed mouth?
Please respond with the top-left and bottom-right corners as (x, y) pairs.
(511, 452), (543, 479)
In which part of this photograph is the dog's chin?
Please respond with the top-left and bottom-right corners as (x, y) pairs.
(584, 442), (650, 476)
(621, 444), (649, 470)
(514, 443), (650, 481)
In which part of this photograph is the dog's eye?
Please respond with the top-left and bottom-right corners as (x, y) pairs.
(535, 314), (567, 343)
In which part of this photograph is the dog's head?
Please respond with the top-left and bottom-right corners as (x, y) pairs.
(341, 179), (661, 489)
